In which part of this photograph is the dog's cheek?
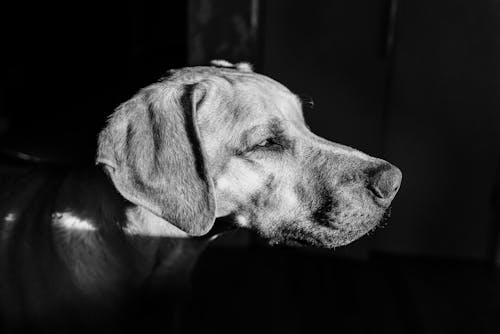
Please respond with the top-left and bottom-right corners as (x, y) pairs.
(213, 158), (269, 218)
(251, 174), (307, 236)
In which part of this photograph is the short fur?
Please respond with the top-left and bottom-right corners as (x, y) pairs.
(0, 61), (401, 329)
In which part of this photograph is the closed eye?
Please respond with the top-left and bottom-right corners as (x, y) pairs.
(250, 137), (284, 152)
(255, 138), (278, 148)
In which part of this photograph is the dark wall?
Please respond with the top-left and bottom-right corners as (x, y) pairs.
(263, 0), (500, 260)
(263, 0), (389, 157)
(263, 0), (391, 258)
(377, 0), (500, 260)
(0, 1), (187, 161)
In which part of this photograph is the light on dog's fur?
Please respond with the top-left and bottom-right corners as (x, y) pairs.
(4, 212), (16, 223)
(52, 212), (96, 232)
(2, 212), (17, 241)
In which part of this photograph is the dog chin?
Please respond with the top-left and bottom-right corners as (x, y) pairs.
(328, 208), (391, 247)
(270, 229), (368, 249)
(267, 216), (384, 249)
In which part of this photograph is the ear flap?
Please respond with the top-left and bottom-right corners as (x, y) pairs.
(96, 83), (215, 236)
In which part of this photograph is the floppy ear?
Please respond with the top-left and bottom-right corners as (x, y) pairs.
(96, 83), (215, 236)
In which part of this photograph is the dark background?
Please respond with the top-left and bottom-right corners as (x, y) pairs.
(1, 0), (500, 333)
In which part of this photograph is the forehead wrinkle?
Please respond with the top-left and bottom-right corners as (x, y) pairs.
(211, 80), (298, 150)
(268, 118), (285, 136)
(231, 78), (297, 122)
(259, 87), (304, 124)
(236, 117), (283, 149)
(239, 123), (268, 147)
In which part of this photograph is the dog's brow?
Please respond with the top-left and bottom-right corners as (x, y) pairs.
(239, 119), (284, 147)
(268, 118), (285, 136)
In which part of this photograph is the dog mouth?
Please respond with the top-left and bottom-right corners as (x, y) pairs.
(269, 206), (392, 249)
(272, 225), (370, 248)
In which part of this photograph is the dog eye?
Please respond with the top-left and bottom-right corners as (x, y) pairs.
(256, 139), (273, 147)
(252, 138), (282, 151)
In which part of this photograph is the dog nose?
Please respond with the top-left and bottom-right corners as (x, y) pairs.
(367, 163), (402, 201)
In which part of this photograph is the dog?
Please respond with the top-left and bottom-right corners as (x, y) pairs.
(0, 60), (401, 330)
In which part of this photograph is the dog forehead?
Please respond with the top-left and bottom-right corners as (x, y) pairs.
(222, 76), (305, 128)
(168, 66), (300, 116)
(165, 66), (306, 146)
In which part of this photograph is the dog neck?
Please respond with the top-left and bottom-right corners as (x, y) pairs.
(52, 167), (216, 301)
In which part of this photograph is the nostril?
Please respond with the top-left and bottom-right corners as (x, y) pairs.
(368, 164), (402, 200)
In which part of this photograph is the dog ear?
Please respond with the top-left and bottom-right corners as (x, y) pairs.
(96, 83), (215, 236)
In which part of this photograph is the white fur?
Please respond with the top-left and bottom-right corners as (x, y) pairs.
(210, 59), (253, 72)
(123, 206), (189, 238)
(235, 62), (253, 72)
(53, 212), (97, 232)
(210, 59), (235, 68)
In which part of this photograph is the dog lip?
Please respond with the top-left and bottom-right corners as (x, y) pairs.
(317, 214), (377, 231)
(285, 238), (312, 247)
(314, 217), (340, 230)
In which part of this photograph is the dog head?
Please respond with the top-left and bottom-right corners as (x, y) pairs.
(97, 60), (401, 248)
